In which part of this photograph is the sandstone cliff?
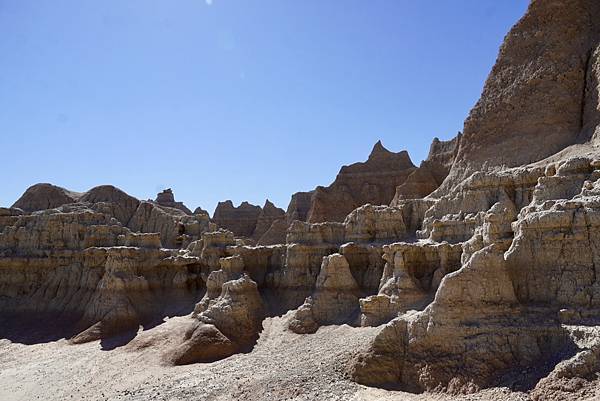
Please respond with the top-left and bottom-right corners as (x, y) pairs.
(439, 0), (600, 193)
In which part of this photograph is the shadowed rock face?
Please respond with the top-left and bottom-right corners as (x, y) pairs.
(252, 200), (286, 241)
(212, 199), (284, 241)
(393, 135), (461, 202)
(12, 183), (81, 212)
(212, 200), (262, 238)
(154, 188), (193, 215)
(286, 191), (314, 222)
(307, 141), (417, 223)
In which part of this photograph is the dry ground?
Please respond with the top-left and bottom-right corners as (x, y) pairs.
(0, 313), (554, 401)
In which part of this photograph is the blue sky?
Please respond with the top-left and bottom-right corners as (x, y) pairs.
(0, 0), (529, 214)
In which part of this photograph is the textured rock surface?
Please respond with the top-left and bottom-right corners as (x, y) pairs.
(252, 200), (285, 241)
(286, 191), (314, 222)
(212, 199), (284, 241)
(393, 135), (461, 202)
(440, 0), (600, 191)
(7, 2), (600, 400)
(212, 200), (262, 238)
(154, 188), (193, 215)
(11, 183), (81, 212)
(307, 141), (417, 223)
(288, 254), (361, 334)
(257, 140), (451, 246)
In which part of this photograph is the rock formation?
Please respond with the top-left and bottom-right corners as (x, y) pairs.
(213, 200), (262, 238)
(154, 188), (193, 214)
(288, 253), (361, 334)
(12, 183), (81, 212)
(439, 0), (600, 191)
(393, 135), (461, 202)
(286, 191), (314, 222)
(257, 138), (458, 246)
(212, 199), (285, 242)
(348, 0), (600, 396)
(306, 141), (416, 223)
(6, 2), (600, 400)
(252, 200), (285, 241)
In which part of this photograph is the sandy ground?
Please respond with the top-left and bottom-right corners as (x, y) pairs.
(0, 314), (532, 401)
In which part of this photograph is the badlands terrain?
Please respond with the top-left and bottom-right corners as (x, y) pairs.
(4, 0), (600, 400)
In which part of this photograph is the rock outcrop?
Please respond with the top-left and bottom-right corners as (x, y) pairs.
(258, 138), (458, 246)
(393, 135), (461, 202)
(6, 2), (600, 399)
(286, 191), (314, 222)
(440, 0), (600, 191)
(11, 183), (81, 212)
(252, 200), (285, 241)
(348, 0), (600, 395)
(154, 188), (193, 214)
(307, 141), (416, 223)
(213, 200), (262, 238)
(288, 253), (361, 334)
(212, 199), (285, 242)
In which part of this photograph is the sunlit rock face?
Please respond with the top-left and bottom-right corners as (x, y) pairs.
(6, 2), (600, 400)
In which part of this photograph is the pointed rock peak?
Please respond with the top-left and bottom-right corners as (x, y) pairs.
(261, 199), (285, 216)
(193, 206), (209, 216)
(12, 183), (80, 213)
(369, 140), (390, 158)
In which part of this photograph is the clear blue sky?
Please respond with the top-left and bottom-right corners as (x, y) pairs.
(0, 0), (529, 214)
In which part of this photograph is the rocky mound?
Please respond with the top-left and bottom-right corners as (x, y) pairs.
(12, 183), (81, 212)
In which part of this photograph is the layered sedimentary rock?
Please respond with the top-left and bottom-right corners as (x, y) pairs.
(288, 254), (361, 334)
(128, 201), (212, 249)
(286, 191), (314, 222)
(6, 1), (600, 399)
(165, 257), (265, 365)
(439, 0), (600, 191)
(0, 202), (206, 344)
(307, 141), (416, 223)
(212, 199), (285, 242)
(259, 138), (458, 246)
(213, 200), (262, 238)
(12, 183), (81, 212)
(252, 200), (285, 241)
(393, 135), (461, 202)
(154, 188), (193, 215)
(348, 1), (600, 396)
